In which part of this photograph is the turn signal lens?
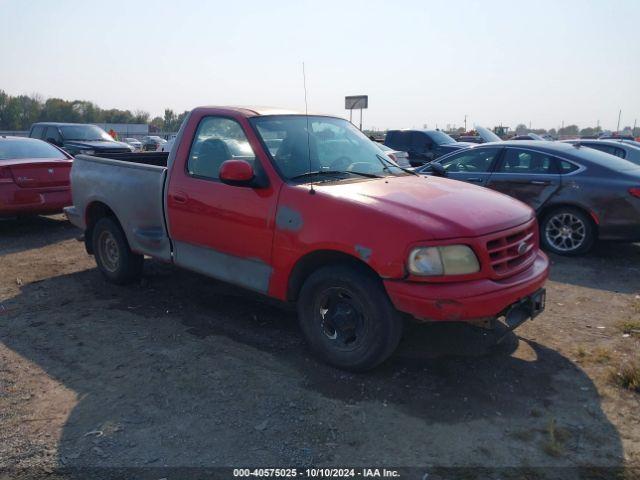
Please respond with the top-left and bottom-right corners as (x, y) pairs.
(629, 187), (640, 198)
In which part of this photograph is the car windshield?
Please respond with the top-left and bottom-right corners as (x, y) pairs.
(251, 115), (408, 181)
(60, 125), (113, 141)
(0, 138), (67, 160)
(428, 130), (456, 145)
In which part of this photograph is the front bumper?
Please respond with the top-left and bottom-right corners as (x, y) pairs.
(384, 251), (549, 322)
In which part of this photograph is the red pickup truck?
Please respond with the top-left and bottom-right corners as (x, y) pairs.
(65, 106), (549, 371)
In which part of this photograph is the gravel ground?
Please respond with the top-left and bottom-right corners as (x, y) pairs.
(0, 214), (638, 479)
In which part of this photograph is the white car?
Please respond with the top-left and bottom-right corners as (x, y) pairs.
(123, 138), (143, 151)
(375, 142), (410, 168)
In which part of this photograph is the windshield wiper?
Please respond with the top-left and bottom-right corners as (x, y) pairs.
(290, 170), (381, 181)
(376, 154), (418, 176)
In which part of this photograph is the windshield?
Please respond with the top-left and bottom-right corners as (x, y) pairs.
(250, 115), (407, 181)
(428, 130), (456, 145)
(60, 125), (113, 142)
(0, 138), (67, 160)
(475, 126), (503, 143)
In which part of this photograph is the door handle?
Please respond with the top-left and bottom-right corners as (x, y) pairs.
(466, 177), (483, 182)
(173, 192), (188, 204)
(530, 180), (550, 185)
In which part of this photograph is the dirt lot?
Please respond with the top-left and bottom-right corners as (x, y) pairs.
(1, 214), (639, 478)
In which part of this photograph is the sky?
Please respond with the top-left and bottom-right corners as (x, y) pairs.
(0, 0), (639, 131)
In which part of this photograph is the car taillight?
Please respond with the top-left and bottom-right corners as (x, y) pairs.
(629, 187), (640, 198)
(0, 166), (14, 184)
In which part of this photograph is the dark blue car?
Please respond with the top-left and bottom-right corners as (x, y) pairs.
(384, 129), (471, 167)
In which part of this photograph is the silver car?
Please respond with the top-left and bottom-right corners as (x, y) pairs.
(561, 139), (640, 165)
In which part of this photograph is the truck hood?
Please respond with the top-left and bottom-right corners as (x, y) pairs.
(63, 140), (132, 151)
(315, 175), (534, 239)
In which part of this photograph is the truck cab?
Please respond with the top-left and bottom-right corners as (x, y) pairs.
(384, 129), (471, 166)
(29, 122), (133, 156)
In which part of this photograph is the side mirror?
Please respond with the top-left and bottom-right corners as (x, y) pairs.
(219, 159), (255, 187)
(429, 162), (447, 176)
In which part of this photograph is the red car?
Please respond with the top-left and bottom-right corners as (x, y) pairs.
(0, 136), (73, 217)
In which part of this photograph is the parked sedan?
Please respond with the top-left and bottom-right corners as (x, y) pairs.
(375, 143), (410, 167)
(123, 137), (143, 151)
(0, 136), (73, 217)
(141, 136), (167, 152)
(561, 139), (640, 165)
(418, 140), (640, 255)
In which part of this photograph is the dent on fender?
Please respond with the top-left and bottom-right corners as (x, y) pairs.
(276, 206), (303, 231)
(355, 244), (372, 261)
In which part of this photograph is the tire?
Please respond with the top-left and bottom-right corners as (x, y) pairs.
(540, 207), (595, 256)
(297, 265), (403, 372)
(92, 217), (143, 284)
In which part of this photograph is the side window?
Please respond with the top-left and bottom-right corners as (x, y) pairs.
(30, 125), (44, 139)
(45, 126), (62, 144)
(410, 132), (430, 152)
(613, 147), (626, 159)
(385, 132), (399, 150)
(440, 148), (501, 173)
(395, 131), (410, 151)
(187, 117), (255, 180)
(499, 149), (556, 174)
(557, 159), (579, 174)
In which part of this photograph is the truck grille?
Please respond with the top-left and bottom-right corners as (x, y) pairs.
(486, 222), (536, 276)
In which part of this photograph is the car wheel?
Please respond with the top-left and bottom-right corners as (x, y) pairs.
(92, 217), (143, 284)
(540, 207), (595, 256)
(297, 265), (403, 371)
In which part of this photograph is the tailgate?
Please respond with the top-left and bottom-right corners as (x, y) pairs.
(10, 159), (72, 188)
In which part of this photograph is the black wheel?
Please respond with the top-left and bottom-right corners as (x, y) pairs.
(297, 265), (403, 371)
(92, 217), (143, 284)
(540, 207), (595, 256)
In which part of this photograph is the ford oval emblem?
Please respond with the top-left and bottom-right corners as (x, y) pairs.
(517, 242), (528, 255)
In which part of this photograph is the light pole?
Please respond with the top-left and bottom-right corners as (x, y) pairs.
(617, 109), (622, 133)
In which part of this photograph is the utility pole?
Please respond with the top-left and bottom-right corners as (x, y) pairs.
(617, 109), (621, 133)
(464, 115), (467, 132)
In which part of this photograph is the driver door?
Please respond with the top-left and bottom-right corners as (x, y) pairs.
(438, 147), (503, 186)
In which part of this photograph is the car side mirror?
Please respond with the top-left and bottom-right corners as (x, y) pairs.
(219, 159), (256, 187)
(430, 162), (447, 176)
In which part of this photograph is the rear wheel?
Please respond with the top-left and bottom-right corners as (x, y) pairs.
(297, 265), (403, 371)
(92, 217), (143, 284)
(540, 207), (595, 256)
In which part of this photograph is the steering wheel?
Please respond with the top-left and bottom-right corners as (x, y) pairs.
(330, 156), (352, 170)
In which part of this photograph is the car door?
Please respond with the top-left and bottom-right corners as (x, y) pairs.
(485, 147), (561, 211)
(166, 113), (279, 294)
(437, 146), (503, 186)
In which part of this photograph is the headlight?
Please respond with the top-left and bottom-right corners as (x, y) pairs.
(408, 245), (480, 276)
(78, 149), (95, 155)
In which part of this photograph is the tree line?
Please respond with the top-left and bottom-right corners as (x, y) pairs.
(0, 90), (187, 132)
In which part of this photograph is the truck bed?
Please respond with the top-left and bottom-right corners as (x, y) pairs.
(68, 153), (172, 261)
(91, 151), (169, 167)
